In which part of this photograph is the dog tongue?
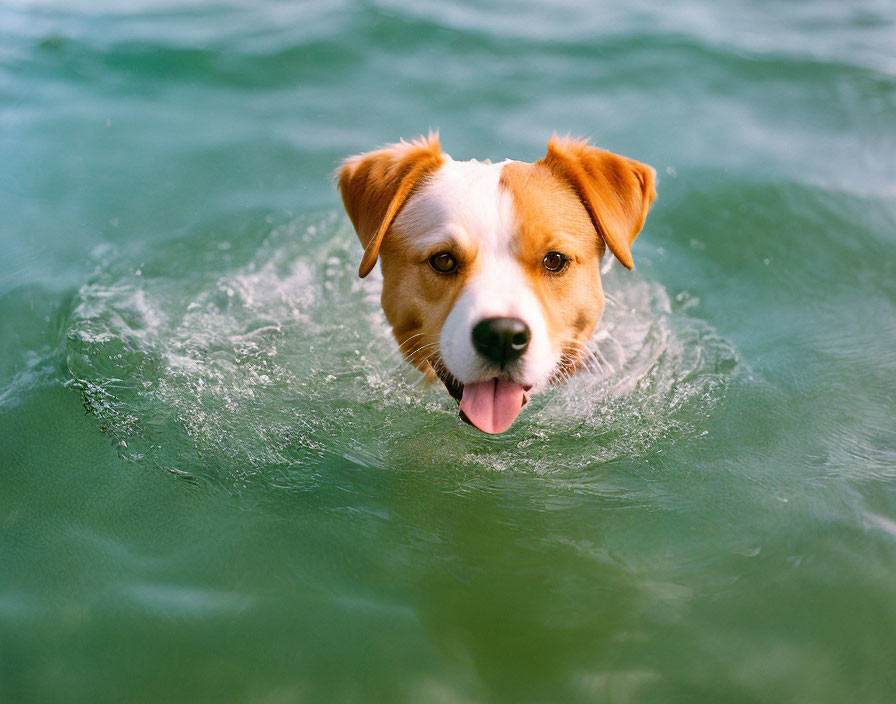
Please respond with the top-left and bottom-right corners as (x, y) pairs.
(459, 378), (527, 434)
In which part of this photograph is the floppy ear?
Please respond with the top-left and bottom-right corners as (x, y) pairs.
(336, 133), (445, 278)
(537, 136), (657, 270)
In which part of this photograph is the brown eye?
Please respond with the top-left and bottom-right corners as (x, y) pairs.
(429, 251), (457, 274)
(542, 251), (568, 273)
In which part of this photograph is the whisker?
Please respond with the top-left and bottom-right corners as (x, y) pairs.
(378, 333), (441, 371)
(384, 343), (440, 375)
(396, 332), (429, 349)
(408, 372), (428, 389)
(557, 337), (618, 381)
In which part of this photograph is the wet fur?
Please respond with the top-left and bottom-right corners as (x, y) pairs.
(336, 134), (656, 406)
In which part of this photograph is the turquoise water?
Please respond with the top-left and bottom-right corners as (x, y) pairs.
(2, 0), (896, 701)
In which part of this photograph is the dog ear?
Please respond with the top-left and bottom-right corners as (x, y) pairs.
(537, 136), (656, 270)
(336, 133), (445, 278)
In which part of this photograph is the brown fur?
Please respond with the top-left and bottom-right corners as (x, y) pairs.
(379, 227), (480, 379)
(336, 135), (657, 389)
(537, 136), (657, 270)
(499, 160), (606, 371)
(336, 133), (445, 278)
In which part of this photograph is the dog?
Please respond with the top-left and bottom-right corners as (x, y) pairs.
(336, 134), (656, 434)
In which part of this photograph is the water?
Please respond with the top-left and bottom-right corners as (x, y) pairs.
(2, 1), (895, 702)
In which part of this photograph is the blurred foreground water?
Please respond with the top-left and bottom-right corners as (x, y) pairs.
(2, 1), (895, 702)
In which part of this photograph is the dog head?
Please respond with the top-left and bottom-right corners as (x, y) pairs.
(337, 134), (656, 433)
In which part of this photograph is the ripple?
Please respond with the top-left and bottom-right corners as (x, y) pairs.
(64, 211), (739, 492)
(120, 583), (256, 617)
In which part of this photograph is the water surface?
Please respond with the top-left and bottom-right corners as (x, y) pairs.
(2, 1), (896, 702)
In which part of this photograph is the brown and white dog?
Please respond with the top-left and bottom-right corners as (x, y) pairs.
(337, 134), (656, 434)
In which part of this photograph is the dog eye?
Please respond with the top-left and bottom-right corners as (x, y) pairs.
(542, 251), (568, 273)
(429, 251), (458, 274)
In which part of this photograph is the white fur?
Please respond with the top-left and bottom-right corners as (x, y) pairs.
(394, 157), (557, 390)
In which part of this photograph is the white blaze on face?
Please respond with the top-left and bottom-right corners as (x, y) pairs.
(395, 157), (557, 391)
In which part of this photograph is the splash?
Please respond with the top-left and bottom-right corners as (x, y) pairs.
(65, 213), (738, 490)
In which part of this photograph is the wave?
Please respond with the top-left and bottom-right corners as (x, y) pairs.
(64, 211), (739, 492)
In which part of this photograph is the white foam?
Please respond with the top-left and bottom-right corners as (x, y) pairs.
(66, 212), (739, 487)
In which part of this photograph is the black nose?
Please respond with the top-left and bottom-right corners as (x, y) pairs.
(471, 317), (531, 368)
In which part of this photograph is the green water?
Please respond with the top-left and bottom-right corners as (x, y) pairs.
(2, 1), (896, 701)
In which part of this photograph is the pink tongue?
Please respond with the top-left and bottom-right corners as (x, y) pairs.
(459, 378), (527, 434)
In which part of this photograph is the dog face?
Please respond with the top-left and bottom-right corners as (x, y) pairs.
(337, 134), (656, 433)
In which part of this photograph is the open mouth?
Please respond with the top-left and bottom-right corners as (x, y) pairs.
(434, 363), (531, 434)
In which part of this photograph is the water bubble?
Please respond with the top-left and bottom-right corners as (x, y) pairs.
(65, 212), (739, 491)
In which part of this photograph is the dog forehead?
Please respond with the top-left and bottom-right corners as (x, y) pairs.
(394, 158), (517, 250)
